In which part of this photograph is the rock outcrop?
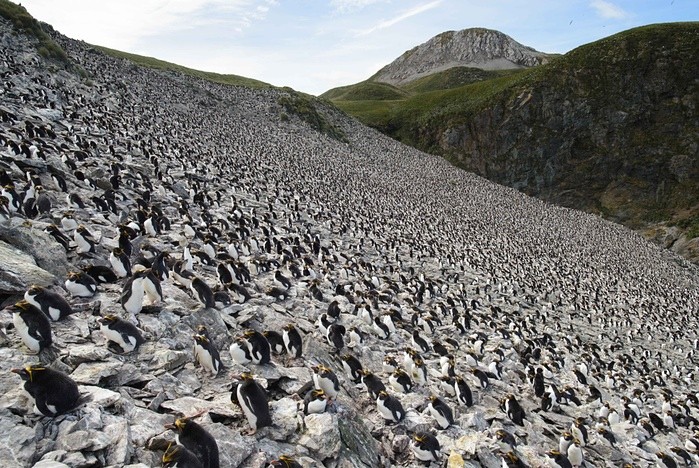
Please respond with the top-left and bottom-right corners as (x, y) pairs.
(372, 28), (552, 86)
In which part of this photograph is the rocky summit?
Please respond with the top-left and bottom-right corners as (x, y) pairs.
(371, 28), (552, 86)
(0, 10), (699, 468)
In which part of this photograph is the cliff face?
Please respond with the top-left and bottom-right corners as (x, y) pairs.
(429, 24), (699, 259)
(372, 28), (552, 86)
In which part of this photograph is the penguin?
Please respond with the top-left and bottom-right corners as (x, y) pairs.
(282, 324), (303, 358)
(213, 291), (231, 309)
(502, 394), (525, 426)
(274, 270), (292, 290)
(82, 264), (118, 284)
(0, 196), (10, 223)
(51, 173), (68, 192)
(571, 418), (588, 446)
(229, 338), (253, 365)
(263, 330), (285, 355)
(121, 273), (145, 314)
(412, 330), (430, 354)
(166, 418), (219, 468)
(439, 376), (456, 397)
(242, 329), (271, 365)
(109, 247), (131, 278)
(1, 184), (21, 212)
(496, 429), (517, 448)
(383, 355), (398, 373)
(141, 268), (163, 304)
(45, 224), (71, 251)
(427, 395), (454, 429)
(24, 285), (73, 321)
(372, 316), (390, 339)
(348, 326), (364, 348)
(191, 276), (215, 309)
(9, 300), (52, 353)
(268, 455), (302, 468)
(377, 390), (405, 423)
(411, 432), (440, 463)
(327, 300), (341, 320)
(340, 354), (363, 383)
(360, 369), (386, 400)
(303, 388), (328, 415)
(412, 358), (428, 385)
(316, 313), (333, 336)
(11, 365), (81, 416)
(326, 323), (346, 351)
(151, 251), (170, 282)
(65, 271), (98, 297)
(194, 332), (223, 376)
(546, 450), (573, 468)
(99, 315), (145, 353)
(597, 427), (617, 446)
(559, 432), (574, 454)
(73, 225), (96, 254)
(656, 452), (678, 468)
(567, 439), (583, 467)
(389, 368), (413, 394)
(455, 376), (473, 407)
(162, 443), (204, 468)
(312, 365), (340, 400)
(471, 368), (489, 389)
(234, 373), (272, 434)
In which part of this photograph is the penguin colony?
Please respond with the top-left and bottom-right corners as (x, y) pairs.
(0, 14), (698, 468)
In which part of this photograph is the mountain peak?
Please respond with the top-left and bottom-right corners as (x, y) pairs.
(372, 27), (552, 86)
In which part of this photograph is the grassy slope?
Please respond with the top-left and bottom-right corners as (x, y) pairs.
(93, 46), (271, 89)
(0, 0), (68, 62)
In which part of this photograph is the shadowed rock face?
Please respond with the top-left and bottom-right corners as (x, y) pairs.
(372, 28), (552, 86)
(0, 11), (698, 468)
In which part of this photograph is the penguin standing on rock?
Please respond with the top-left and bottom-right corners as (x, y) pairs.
(303, 388), (328, 415)
(341, 354), (364, 383)
(427, 395), (454, 429)
(191, 276), (215, 309)
(121, 272), (145, 314)
(65, 271), (98, 297)
(282, 324), (303, 358)
(326, 323), (346, 351)
(455, 376), (473, 406)
(166, 417), (220, 468)
(73, 225), (96, 254)
(11, 365), (81, 416)
(193, 331), (223, 376)
(377, 390), (405, 424)
(109, 247), (131, 278)
(389, 368), (413, 394)
(162, 443), (204, 468)
(263, 330), (285, 355)
(502, 394), (525, 426)
(411, 432), (441, 463)
(24, 285), (73, 321)
(229, 338), (253, 365)
(99, 315), (145, 353)
(312, 364), (341, 400)
(242, 330), (271, 365)
(232, 373), (272, 435)
(9, 300), (52, 353)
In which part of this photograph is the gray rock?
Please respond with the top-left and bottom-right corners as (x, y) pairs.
(298, 413), (341, 459)
(269, 397), (301, 440)
(204, 420), (256, 467)
(0, 240), (56, 294)
(338, 410), (381, 468)
(0, 222), (68, 278)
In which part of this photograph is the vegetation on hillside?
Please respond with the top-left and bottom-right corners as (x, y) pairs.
(0, 0), (68, 62)
(279, 90), (348, 142)
(93, 46), (270, 89)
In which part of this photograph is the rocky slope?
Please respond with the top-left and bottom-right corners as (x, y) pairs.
(326, 23), (699, 263)
(1, 7), (699, 468)
(371, 28), (552, 86)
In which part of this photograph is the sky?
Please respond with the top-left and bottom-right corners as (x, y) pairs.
(19, 0), (697, 96)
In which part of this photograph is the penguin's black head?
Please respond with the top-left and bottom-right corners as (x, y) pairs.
(100, 315), (118, 325)
(311, 389), (325, 399)
(413, 433), (426, 443)
(282, 323), (294, 331)
(243, 329), (256, 338)
(11, 365), (45, 382)
(67, 271), (80, 280)
(12, 300), (34, 313)
(378, 390), (389, 399)
(194, 334), (209, 345)
(162, 443), (182, 463)
(27, 284), (43, 295)
(240, 372), (254, 381)
(269, 455), (297, 467)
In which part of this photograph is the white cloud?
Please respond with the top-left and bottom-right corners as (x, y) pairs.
(590, 0), (629, 19)
(331, 0), (388, 13)
(356, 0), (442, 36)
(20, 0), (274, 50)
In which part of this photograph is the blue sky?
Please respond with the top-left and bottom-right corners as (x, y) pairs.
(20, 0), (697, 95)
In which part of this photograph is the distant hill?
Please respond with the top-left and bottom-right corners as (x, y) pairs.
(371, 28), (553, 86)
(323, 23), (699, 262)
